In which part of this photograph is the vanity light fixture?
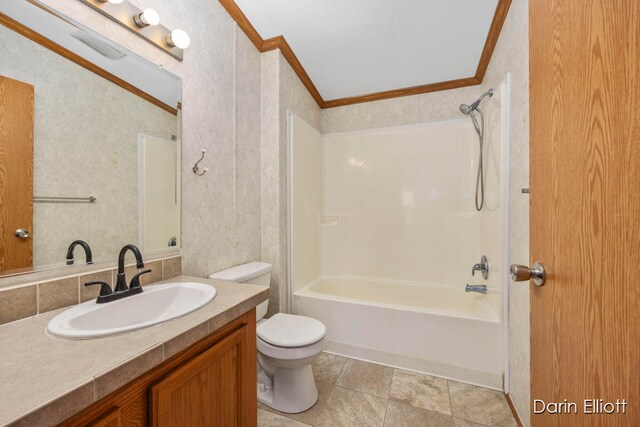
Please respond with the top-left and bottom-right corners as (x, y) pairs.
(133, 8), (160, 27)
(166, 29), (191, 49)
(78, 0), (189, 60)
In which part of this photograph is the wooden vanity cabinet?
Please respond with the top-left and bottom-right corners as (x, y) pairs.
(59, 310), (257, 427)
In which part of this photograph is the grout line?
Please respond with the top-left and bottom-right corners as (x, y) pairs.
(232, 22), (238, 264)
(334, 355), (348, 383)
(447, 379), (454, 418)
(311, 381), (334, 425)
(382, 395), (390, 426)
(332, 384), (389, 401)
(35, 283), (40, 314)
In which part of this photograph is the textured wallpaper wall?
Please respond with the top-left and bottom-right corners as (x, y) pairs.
(37, 0), (322, 317)
(321, 1), (531, 424)
(37, 0), (265, 282)
(260, 50), (321, 315)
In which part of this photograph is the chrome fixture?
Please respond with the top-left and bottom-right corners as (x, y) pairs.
(33, 196), (96, 203)
(78, 0), (189, 60)
(472, 255), (489, 280)
(465, 284), (487, 294)
(168, 236), (177, 247)
(192, 149), (209, 176)
(14, 228), (30, 239)
(166, 29), (191, 49)
(459, 89), (493, 116)
(459, 89), (493, 211)
(510, 262), (546, 286)
(133, 8), (160, 28)
(85, 244), (151, 303)
(66, 240), (93, 265)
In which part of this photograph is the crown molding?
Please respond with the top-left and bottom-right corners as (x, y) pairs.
(220, 0), (512, 109)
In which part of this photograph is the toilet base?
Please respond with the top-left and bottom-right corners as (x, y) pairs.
(257, 356), (319, 413)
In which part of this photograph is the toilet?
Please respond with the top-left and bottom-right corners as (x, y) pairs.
(209, 262), (326, 413)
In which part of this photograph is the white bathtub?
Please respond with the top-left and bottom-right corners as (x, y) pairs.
(294, 276), (504, 389)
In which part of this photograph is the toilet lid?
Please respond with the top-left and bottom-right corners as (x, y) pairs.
(257, 313), (326, 348)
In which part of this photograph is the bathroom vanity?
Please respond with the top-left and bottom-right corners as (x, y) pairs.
(63, 310), (255, 427)
(0, 277), (268, 426)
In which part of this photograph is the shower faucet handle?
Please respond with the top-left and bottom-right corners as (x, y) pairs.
(471, 255), (489, 280)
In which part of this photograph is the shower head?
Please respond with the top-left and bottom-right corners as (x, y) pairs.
(459, 89), (494, 115)
(459, 103), (473, 115)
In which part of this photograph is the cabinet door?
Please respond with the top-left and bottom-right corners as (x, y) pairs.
(150, 325), (256, 427)
(87, 407), (121, 427)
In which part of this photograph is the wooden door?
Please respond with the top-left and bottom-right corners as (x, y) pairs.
(0, 75), (34, 274)
(530, 1), (640, 426)
(150, 325), (257, 427)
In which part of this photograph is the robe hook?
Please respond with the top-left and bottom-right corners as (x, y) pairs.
(192, 149), (208, 176)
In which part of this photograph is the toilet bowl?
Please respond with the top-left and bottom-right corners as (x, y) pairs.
(209, 262), (326, 413)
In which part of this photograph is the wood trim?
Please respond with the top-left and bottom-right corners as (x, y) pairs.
(218, 0), (263, 51)
(0, 12), (178, 116)
(219, 0), (326, 107)
(322, 77), (480, 109)
(505, 393), (524, 427)
(474, 0), (512, 81)
(264, 36), (325, 107)
(221, 0), (511, 109)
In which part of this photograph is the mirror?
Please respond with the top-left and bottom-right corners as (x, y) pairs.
(0, 1), (181, 277)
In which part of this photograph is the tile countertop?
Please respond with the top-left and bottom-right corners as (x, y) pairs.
(0, 276), (269, 427)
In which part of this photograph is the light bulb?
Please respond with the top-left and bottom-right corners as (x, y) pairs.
(107, 0), (124, 4)
(166, 29), (190, 49)
(134, 8), (160, 27)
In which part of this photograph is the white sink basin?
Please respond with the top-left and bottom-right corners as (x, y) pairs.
(46, 282), (217, 339)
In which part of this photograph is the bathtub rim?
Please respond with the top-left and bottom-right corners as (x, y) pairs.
(295, 275), (501, 323)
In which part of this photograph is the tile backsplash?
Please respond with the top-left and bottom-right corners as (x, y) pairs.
(0, 256), (181, 325)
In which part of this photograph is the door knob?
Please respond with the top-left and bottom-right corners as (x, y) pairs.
(510, 262), (546, 286)
(14, 228), (30, 239)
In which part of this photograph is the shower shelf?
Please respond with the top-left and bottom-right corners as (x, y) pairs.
(320, 215), (342, 225)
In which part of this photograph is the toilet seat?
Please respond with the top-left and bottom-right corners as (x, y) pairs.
(258, 335), (326, 361)
(257, 313), (326, 348)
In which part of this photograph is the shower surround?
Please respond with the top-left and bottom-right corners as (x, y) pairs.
(288, 77), (510, 389)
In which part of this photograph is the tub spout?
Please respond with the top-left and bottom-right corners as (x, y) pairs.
(465, 284), (487, 294)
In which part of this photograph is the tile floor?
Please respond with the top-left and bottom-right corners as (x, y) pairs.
(258, 353), (517, 427)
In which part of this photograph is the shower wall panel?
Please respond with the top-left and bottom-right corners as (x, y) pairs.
(289, 114), (324, 293)
(321, 121), (480, 289)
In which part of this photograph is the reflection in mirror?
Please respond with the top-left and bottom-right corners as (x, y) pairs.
(0, 1), (181, 277)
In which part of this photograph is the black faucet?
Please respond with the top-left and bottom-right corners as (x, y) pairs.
(66, 240), (93, 265)
(85, 244), (151, 304)
(115, 244), (150, 292)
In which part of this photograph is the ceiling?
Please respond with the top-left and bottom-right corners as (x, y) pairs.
(234, 0), (500, 103)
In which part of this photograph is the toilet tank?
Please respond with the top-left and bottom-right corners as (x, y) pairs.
(209, 262), (272, 320)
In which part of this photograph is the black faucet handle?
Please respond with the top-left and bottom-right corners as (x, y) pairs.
(129, 269), (152, 289)
(84, 281), (113, 297)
